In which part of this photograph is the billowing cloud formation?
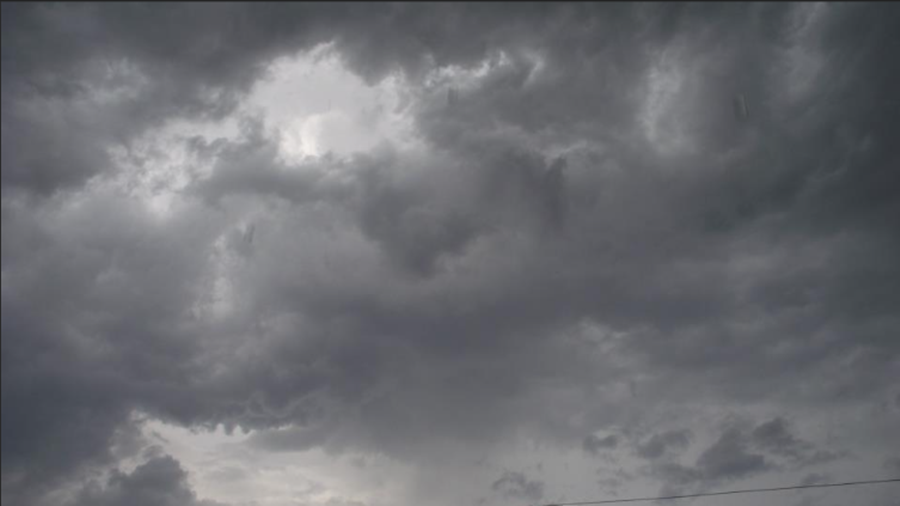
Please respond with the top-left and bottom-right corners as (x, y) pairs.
(66, 455), (226, 506)
(3, 3), (900, 506)
(647, 417), (843, 497)
(635, 429), (691, 460)
(492, 471), (545, 503)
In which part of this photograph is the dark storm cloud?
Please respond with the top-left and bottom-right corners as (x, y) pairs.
(583, 434), (619, 456)
(3, 3), (900, 506)
(634, 429), (691, 460)
(2, 3), (248, 193)
(66, 454), (226, 506)
(0, 2), (549, 194)
(751, 417), (811, 460)
(696, 428), (770, 481)
(491, 471), (545, 503)
(1, 189), (228, 503)
(649, 429), (770, 497)
(648, 417), (843, 496)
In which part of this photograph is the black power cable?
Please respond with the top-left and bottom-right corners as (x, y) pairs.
(537, 477), (900, 505)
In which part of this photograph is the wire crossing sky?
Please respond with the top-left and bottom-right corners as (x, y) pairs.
(539, 478), (900, 505)
(3, 3), (900, 506)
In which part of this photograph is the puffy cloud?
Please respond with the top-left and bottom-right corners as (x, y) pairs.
(67, 455), (227, 506)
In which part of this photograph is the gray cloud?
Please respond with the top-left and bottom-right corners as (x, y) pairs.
(635, 429), (692, 460)
(492, 471), (544, 503)
(751, 417), (813, 461)
(583, 435), (620, 456)
(649, 417), (847, 497)
(884, 456), (900, 473)
(3, 3), (899, 506)
(66, 454), (226, 506)
(751, 417), (844, 467)
(801, 472), (832, 486)
(696, 428), (770, 482)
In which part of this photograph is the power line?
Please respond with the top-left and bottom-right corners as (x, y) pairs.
(538, 477), (900, 506)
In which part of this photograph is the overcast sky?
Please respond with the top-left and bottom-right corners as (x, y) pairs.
(2, 3), (900, 506)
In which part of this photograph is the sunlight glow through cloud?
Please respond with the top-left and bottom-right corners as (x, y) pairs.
(245, 44), (418, 162)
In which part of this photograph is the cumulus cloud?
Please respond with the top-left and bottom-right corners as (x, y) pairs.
(66, 455), (227, 506)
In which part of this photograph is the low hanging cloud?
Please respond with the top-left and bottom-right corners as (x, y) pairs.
(66, 455), (227, 506)
(3, 3), (900, 506)
(492, 471), (545, 503)
(583, 434), (620, 456)
(648, 416), (847, 497)
(634, 429), (692, 460)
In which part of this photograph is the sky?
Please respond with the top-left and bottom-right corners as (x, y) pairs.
(2, 3), (900, 506)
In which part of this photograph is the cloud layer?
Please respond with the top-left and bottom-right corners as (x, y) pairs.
(3, 3), (900, 506)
